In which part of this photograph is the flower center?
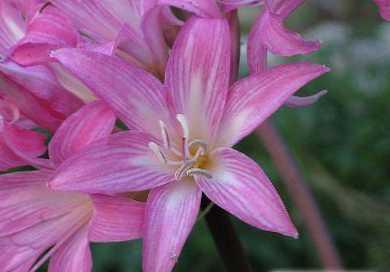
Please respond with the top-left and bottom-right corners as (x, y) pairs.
(148, 114), (213, 180)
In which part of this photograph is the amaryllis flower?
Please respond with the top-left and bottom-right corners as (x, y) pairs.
(0, 101), (145, 271)
(160, 0), (325, 107)
(50, 17), (329, 272)
(0, 99), (46, 171)
(373, 0), (390, 20)
(13, 0), (182, 78)
(0, 0), (83, 130)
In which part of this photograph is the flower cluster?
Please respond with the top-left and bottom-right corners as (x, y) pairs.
(0, 0), (386, 271)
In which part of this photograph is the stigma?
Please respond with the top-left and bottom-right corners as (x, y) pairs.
(148, 114), (213, 180)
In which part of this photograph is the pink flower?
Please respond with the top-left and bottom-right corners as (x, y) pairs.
(0, 0), (83, 130)
(0, 101), (145, 271)
(373, 0), (390, 20)
(50, 17), (329, 272)
(0, 99), (46, 171)
(160, 0), (325, 107)
(12, 0), (182, 78)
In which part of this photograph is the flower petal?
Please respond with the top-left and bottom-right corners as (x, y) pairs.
(0, 1), (26, 56)
(158, 0), (221, 18)
(0, 71), (62, 131)
(51, 48), (173, 138)
(143, 180), (201, 272)
(374, 0), (390, 20)
(218, 62), (329, 146)
(48, 225), (92, 272)
(50, 131), (174, 194)
(11, 6), (78, 66)
(195, 147), (297, 237)
(165, 17), (231, 142)
(0, 61), (83, 120)
(49, 101), (115, 166)
(89, 195), (145, 242)
(1, 122), (49, 169)
(285, 90), (328, 108)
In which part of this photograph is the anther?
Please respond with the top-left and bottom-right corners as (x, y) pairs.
(186, 168), (213, 179)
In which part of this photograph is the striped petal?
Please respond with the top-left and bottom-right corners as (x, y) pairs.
(218, 62), (329, 147)
(48, 226), (92, 272)
(50, 131), (174, 194)
(158, 0), (221, 18)
(143, 180), (201, 272)
(195, 147), (297, 237)
(1, 122), (47, 170)
(165, 17), (231, 142)
(11, 6), (78, 66)
(51, 48), (173, 138)
(89, 195), (145, 242)
(0, 61), (83, 121)
(49, 101), (115, 166)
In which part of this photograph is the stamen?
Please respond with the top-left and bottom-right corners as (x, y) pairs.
(176, 114), (191, 159)
(159, 120), (170, 149)
(175, 161), (193, 180)
(188, 140), (208, 154)
(176, 114), (189, 139)
(148, 142), (167, 163)
(186, 168), (213, 179)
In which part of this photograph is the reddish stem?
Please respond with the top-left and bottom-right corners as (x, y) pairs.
(256, 120), (343, 269)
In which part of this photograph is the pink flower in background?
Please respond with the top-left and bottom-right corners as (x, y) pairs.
(14, 0), (183, 78)
(0, 0), (83, 129)
(373, 0), (390, 20)
(49, 17), (329, 272)
(0, 99), (46, 171)
(0, 101), (145, 271)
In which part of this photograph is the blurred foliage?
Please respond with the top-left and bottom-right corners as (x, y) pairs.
(36, 1), (390, 271)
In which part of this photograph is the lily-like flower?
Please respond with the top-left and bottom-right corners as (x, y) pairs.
(373, 0), (390, 20)
(0, 101), (145, 271)
(0, 99), (46, 171)
(50, 17), (329, 272)
(14, 0), (182, 78)
(0, 0), (83, 130)
(160, 0), (325, 107)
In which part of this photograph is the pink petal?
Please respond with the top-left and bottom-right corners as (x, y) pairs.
(195, 147), (297, 237)
(0, 136), (26, 171)
(0, 122), (49, 170)
(0, 61), (83, 120)
(114, 23), (155, 70)
(48, 226), (92, 272)
(141, 7), (169, 76)
(49, 101), (115, 166)
(285, 90), (328, 108)
(247, 0), (320, 73)
(0, 1), (26, 55)
(89, 195), (145, 242)
(218, 62), (329, 146)
(143, 180), (201, 272)
(158, 0), (222, 17)
(165, 17), (231, 142)
(374, 0), (390, 20)
(11, 6), (78, 66)
(51, 48), (174, 138)
(257, 11), (320, 56)
(0, 71), (62, 131)
(0, 170), (89, 237)
(50, 131), (174, 194)
(2, 122), (46, 158)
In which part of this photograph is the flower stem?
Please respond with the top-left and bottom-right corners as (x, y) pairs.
(255, 120), (343, 270)
(201, 197), (252, 272)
